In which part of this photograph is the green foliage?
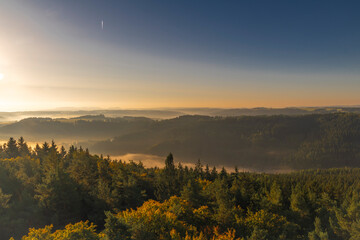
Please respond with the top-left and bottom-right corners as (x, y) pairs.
(0, 187), (11, 209)
(248, 227), (268, 240)
(35, 167), (82, 225)
(2, 137), (360, 239)
(268, 181), (282, 207)
(308, 217), (329, 240)
(5, 137), (19, 158)
(181, 179), (204, 208)
(103, 211), (130, 240)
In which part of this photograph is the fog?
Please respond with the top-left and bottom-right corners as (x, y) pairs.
(2, 108), (360, 170)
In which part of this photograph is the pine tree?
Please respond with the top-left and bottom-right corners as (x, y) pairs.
(103, 212), (130, 240)
(308, 217), (329, 240)
(0, 188), (11, 209)
(219, 167), (227, 179)
(17, 137), (30, 156)
(290, 185), (309, 217)
(180, 179), (203, 208)
(60, 146), (66, 158)
(165, 153), (175, 174)
(268, 181), (282, 207)
(42, 142), (50, 154)
(194, 159), (203, 177)
(210, 166), (217, 180)
(5, 137), (18, 158)
(155, 153), (178, 201)
(204, 164), (211, 180)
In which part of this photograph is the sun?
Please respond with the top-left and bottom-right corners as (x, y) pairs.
(0, 73), (3, 80)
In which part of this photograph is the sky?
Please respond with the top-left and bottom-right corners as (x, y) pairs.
(1, 0), (360, 111)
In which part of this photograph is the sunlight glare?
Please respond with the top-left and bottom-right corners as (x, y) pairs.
(0, 73), (4, 80)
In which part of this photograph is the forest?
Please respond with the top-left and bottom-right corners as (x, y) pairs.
(1, 137), (360, 239)
(2, 112), (360, 170)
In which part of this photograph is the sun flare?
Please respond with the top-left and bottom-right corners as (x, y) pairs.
(0, 73), (4, 80)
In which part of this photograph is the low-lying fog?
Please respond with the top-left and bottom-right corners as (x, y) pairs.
(2, 109), (359, 171)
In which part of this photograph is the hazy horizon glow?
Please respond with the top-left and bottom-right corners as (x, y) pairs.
(1, 0), (360, 111)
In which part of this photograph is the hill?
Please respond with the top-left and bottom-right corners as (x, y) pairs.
(1, 113), (360, 170)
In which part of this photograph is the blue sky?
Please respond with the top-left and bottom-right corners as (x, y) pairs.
(0, 0), (360, 110)
(41, 0), (360, 71)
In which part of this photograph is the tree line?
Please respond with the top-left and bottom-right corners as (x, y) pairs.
(4, 112), (360, 170)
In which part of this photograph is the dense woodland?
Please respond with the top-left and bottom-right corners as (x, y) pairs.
(3, 113), (360, 170)
(0, 138), (360, 239)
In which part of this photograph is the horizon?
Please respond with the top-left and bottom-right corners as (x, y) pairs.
(2, 105), (360, 113)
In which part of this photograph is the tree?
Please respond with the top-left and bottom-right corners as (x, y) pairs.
(114, 197), (195, 240)
(21, 221), (101, 240)
(243, 209), (288, 239)
(165, 153), (175, 175)
(308, 217), (329, 240)
(0, 188), (11, 209)
(155, 153), (178, 200)
(181, 179), (203, 208)
(268, 181), (282, 207)
(194, 159), (203, 177)
(204, 164), (211, 180)
(103, 212), (130, 240)
(35, 168), (82, 225)
(5, 137), (18, 158)
(290, 185), (309, 217)
(220, 167), (227, 179)
(211, 179), (235, 228)
(248, 227), (268, 240)
(42, 142), (50, 154)
(17, 137), (30, 156)
(210, 167), (218, 180)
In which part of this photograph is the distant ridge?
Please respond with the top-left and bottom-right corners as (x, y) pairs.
(2, 112), (360, 170)
(2, 107), (360, 123)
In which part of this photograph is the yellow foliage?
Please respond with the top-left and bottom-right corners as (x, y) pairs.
(197, 179), (212, 190)
(21, 225), (53, 240)
(170, 228), (182, 240)
(185, 231), (207, 240)
(21, 221), (100, 240)
(185, 227), (241, 240)
(53, 221), (99, 239)
(193, 205), (212, 223)
(212, 228), (240, 240)
(236, 209), (287, 236)
(117, 196), (195, 239)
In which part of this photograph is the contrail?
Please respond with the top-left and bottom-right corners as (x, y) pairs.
(101, 20), (104, 30)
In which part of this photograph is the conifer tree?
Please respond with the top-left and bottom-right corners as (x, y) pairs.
(5, 137), (18, 158)
(17, 137), (30, 156)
